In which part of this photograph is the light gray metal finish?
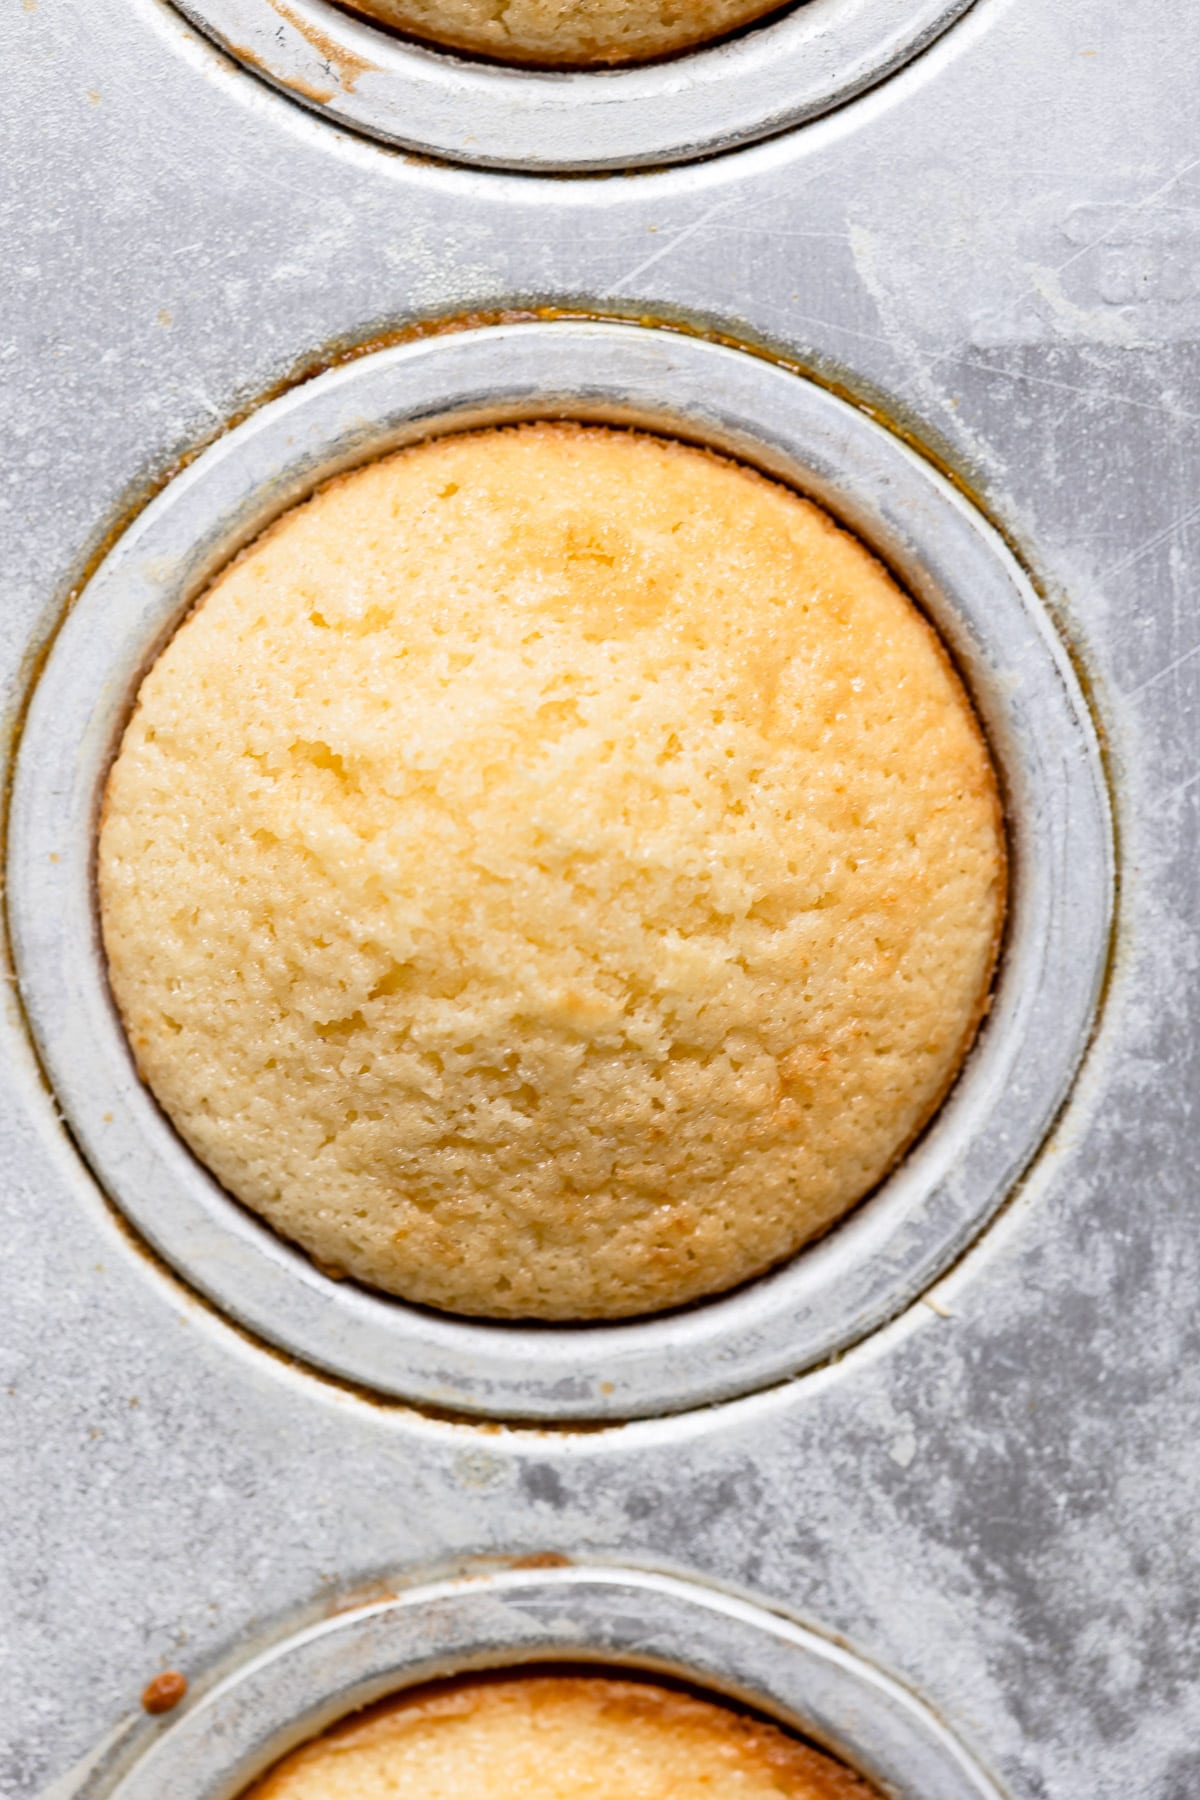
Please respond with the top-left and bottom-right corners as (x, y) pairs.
(5, 0), (1200, 1797)
(68, 1568), (1004, 1800)
(8, 322), (1111, 1421)
(167, 0), (975, 172)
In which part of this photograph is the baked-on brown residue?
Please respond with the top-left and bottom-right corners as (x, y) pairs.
(141, 1670), (188, 1714)
(270, 0), (375, 88)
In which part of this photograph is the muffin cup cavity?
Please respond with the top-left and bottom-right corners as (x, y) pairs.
(65, 1567), (1006, 1800)
(96, 421), (1005, 1325)
(8, 321), (1112, 1421)
(164, 0), (976, 171)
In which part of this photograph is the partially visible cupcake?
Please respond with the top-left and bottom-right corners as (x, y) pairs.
(336, 0), (788, 67)
(99, 422), (1005, 1320)
(242, 1673), (881, 1798)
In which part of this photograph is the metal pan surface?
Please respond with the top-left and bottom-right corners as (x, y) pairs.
(4, 0), (1198, 1796)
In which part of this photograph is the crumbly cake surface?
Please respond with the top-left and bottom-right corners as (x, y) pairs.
(99, 421), (1005, 1320)
(242, 1674), (880, 1798)
(338, 0), (786, 67)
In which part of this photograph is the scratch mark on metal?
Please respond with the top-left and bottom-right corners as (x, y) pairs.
(1104, 497), (1200, 585)
(611, 199), (743, 293)
(611, 185), (791, 295)
(1124, 638), (1200, 700)
(948, 354), (1200, 425)
(1161, 765), (1200, 806)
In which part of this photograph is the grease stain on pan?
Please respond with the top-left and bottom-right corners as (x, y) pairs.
(228, 38), (339, 102)
(269, 0), (376, 89)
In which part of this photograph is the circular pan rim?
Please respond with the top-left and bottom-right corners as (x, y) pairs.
(7, 320), (1114, 1423)
(166, 0), (977, 172)
(74, 1567), (1007, 1800)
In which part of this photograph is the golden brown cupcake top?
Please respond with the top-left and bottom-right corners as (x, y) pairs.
(99, 423), (1004, 1320)
(243, 1673), (880, 1799)
(338, 0), (787, 68)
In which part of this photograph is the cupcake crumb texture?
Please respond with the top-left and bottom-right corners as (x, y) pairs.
(99, 423), (1005, 1321)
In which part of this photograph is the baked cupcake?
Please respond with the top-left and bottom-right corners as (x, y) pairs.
(336, 0), (788, 67)
(99, 423), (1005, 1320)
(242, 1672), (880, 1798)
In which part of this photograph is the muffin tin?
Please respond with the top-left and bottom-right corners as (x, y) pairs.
(7, 0), (1197, 1794)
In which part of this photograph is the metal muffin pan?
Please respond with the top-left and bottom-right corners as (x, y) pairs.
(8, 321), (1111, 1421)
(8, 0), (1198, 1794)
(68, 1567), (1004, 1800)
(167, 0), (976, 171)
